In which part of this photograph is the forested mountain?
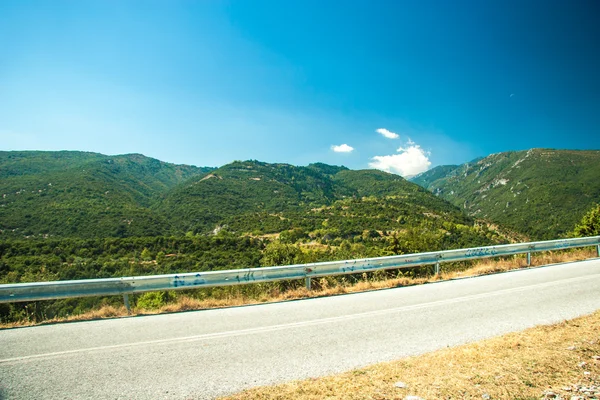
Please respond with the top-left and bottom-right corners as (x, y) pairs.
(0, 151), (212, 238)
(411, 149), (600, 240)
(0, 152), (497, 244)
(158, 159), (493, 250)
(0, 152), (504, 251)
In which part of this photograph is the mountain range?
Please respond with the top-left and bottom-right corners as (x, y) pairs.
(1, 148), (597, 242)
(411, 149), (600, 239)
(0, 151), (480, 245)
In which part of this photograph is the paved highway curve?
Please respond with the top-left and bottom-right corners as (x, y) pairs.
(1, 259), (599, 399)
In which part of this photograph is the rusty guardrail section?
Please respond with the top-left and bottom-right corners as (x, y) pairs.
(1, 236), (599, 311)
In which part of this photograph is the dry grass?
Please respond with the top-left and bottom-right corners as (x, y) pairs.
(0, 304), (127, 329)
(221, 310), (600, 400)
(2, 248), (597, 329)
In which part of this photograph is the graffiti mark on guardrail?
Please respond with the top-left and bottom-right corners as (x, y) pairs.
(465, 247), (498, 257)
(173, 274), (206, 288)
(173, 275), (185, 288)
(231, 271), (257, 283)
(192, 274), (205, 286)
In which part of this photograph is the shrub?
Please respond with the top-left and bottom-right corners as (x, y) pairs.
(574, 204), (600, 237)
(136, 291), (171, 310)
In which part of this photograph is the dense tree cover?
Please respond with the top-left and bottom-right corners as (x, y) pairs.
(0, 221), (500, 286)
(0, 235), (263, 283)
(411, 149), (600, 240)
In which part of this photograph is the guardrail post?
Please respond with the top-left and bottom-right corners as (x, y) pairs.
(305, 277), (311, 290)
(527, 252), (531, 266)
(597, 245), (600, 257)
(434, 262), (440, 276)
(123, 294), (131, 314)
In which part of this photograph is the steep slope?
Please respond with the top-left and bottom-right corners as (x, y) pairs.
(411, 164), (460, 188)
(411, 149), (600, 239)
(0, 151), (211, 238)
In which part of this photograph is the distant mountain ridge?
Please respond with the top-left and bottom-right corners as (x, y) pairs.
(0, 151), (496, 251)
(411, 149), (600, 239)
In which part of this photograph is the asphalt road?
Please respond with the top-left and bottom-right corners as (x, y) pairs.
(1, 259), (600, 399)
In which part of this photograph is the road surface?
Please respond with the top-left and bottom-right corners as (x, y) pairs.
(1, 259), (599, 399)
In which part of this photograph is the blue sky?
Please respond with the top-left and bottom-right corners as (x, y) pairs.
(1, 1), (599, 176)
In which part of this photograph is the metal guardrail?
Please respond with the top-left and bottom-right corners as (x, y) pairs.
(1, 236), (599, 312)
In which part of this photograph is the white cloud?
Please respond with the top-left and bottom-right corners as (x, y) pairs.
(376, 128), (399, 139)
(369, 142), (431, 177)
(331, 143), (354, 153)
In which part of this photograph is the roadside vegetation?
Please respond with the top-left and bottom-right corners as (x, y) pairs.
(1, 246), (596, 329)
(0, 220), (505, 325)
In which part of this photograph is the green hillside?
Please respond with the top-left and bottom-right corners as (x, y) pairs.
(160, 160), (341, 230)
(0, 151), (507, 252)
(411, 149), (600, 240)
(159, 160), (490, 247)
(0, 152), (500, 250)
(0, 151), (211, 238)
